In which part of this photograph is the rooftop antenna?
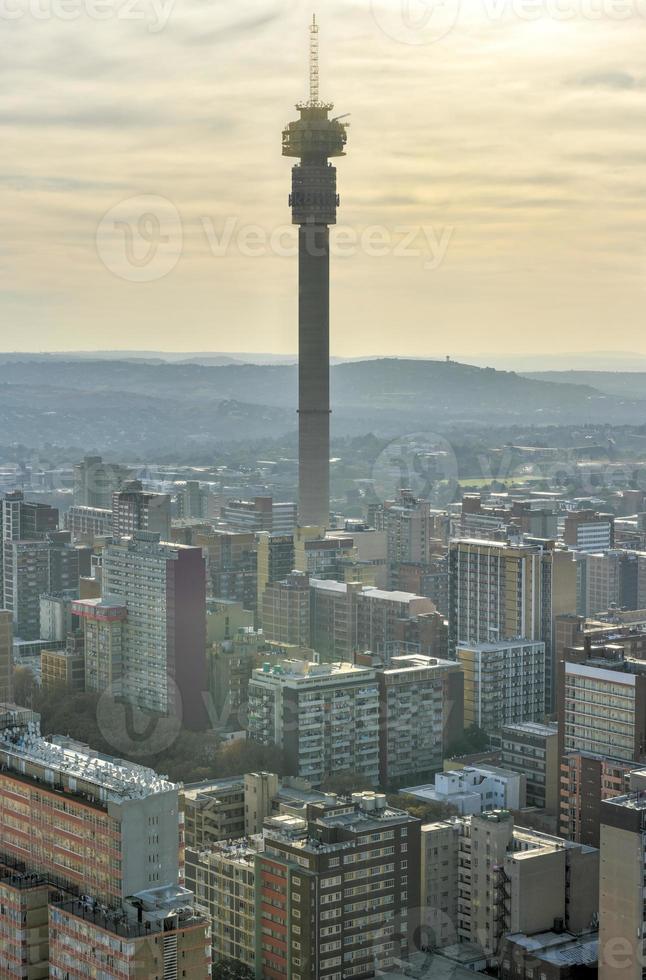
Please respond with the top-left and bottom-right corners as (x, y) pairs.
(309, 13), (320, 106)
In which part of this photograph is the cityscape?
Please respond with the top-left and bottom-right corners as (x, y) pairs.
(3, 2), (646, 979)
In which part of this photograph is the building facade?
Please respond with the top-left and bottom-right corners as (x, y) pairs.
(457, 640), (547, 733)
(102, 532), (208, 724)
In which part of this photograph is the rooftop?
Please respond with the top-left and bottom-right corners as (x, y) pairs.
(0, 721), (177, 803)
(501, 721), (558, 737)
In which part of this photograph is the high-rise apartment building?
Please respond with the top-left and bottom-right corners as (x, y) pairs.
(598, 790), (646, 980)
(560, 750), (636, 847)
(72, 596), (127, 695)
(73, 455), (131, 509)
(0, 706), (181, 905)
(1, 492), (62, 640)
(377, 653), (464, 786)
(0, 610), (12, 703)
(256, 532), (295, 617)
(499, 721), (559, 813)
(457, 639), (547, 733)
(378, 490), (432, 569)
(0, 862), (50, 979)
(102, 532), (207, 724)
(247, 659), (380, 786)
(208, 627), (265, 733)
(558, 654), (646, 763)
(197, 528), (258, 610)
(3, 540), (50, 640)
(262, 570), (311, 647)
(186, 838), (260, 972)
(111, 480), (171, 541)
(448, 538), (577, 710)
(309, 577), (436, 661)
(257, 792), (420, 979)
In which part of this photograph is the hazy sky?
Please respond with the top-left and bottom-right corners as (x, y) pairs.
(3, 0), (646, 357)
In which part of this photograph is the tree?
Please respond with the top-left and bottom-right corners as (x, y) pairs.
(387, 793), (458, 823)
(447, 724), (490, 758)
(320, 772), (374, 796)
(215, 738), (285, 779)
(12, 667), (38, 709)
(212, 958), (254, 980)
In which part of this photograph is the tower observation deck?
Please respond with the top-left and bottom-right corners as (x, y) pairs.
(283, 15), (348, 529)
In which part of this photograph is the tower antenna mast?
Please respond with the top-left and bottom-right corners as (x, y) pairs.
(309, 13), (320, 106)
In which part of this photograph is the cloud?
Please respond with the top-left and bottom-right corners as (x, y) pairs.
(569, 69), (645, 89)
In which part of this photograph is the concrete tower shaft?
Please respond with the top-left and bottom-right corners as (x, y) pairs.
(282, 17), (348, 529)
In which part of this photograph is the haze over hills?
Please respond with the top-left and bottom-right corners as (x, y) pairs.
(522, 371), (646, 402)
(4, 350), (646, 370)
(0, 356), (644, 454)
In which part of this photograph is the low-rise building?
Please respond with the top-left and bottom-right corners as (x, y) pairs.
(421, 811), (599, 962)
(404, 765), (526, 816)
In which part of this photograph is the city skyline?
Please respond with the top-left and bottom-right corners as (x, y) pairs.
(4, 1), (646, 356)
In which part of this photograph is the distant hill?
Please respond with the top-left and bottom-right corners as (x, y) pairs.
(0, 357), (642, 452)
(523, 370), (646, 402)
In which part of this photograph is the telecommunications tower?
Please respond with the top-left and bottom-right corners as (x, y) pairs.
(283, 15), (348, 528)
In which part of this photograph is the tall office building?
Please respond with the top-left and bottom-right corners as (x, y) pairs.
(563, 508), (615, 553)
(73, 455), (131, 509)
(448, 538), (576, 710)
(378, 490), (433, 571)
(283, 16), (348, 528)
(103, 532), (208, 725)
(222, 495), (297, 535)
(111, 480), (171, 541)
